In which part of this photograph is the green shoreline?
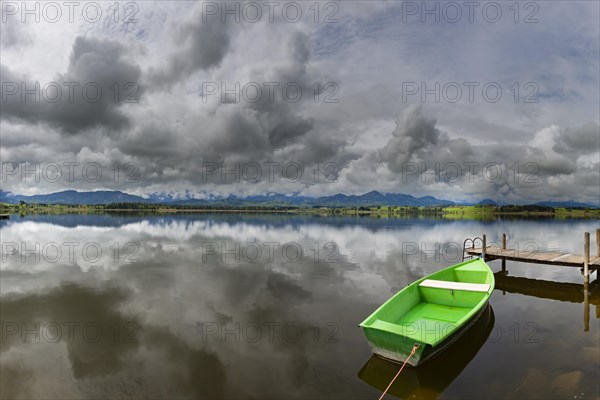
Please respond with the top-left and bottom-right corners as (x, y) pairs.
(2, 203), (599, 219)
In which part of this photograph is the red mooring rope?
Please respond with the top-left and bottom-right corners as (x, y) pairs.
(377, 344), (420, 400)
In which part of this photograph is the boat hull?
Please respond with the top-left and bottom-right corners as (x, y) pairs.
(364, 303), (489, 366)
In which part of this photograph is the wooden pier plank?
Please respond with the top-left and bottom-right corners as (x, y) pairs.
(536, 252), (565, 261)
(465, 247), (600, 268)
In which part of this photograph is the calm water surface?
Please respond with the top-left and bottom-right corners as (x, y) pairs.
(1, 214), (599, 399)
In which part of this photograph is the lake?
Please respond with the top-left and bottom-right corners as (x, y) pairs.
(1, 214), (598, 399)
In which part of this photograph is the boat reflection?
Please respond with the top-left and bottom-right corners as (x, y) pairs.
(358, 305), (494, 399)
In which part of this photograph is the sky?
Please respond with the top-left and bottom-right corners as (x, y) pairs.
(0, 0), (599, 204)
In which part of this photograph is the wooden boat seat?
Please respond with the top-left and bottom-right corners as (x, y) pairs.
(419, 279), (490, 293)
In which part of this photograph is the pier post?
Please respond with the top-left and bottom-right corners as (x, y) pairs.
(584, 232), (590, 284)
(482, 234), (487, 261)
(596, 228), (600, 258)
(501, 233), (507, 272)
(583, 280), (590, 332)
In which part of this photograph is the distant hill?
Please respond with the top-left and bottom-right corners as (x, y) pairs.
(533, 200), (599, 208)
(476, 199), (499, 206)
(313, 191), (455, 207)
(0, 190), (148, 205)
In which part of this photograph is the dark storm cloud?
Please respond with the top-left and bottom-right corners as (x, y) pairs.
(119, 118), (180, 158)
(554, 123), (600, 156)
(118, 27), (337, 187)
(209, 107), (272, 157)
(526, 148), (577, 176)
(1, 36), (142, 134)
(380, 105), (443, 170)
(372, 106), (594, 196)
(284, 131), (347, 165)
(201, 30), (319, 160)
(266, 116), (313, 148)
(245, 32), (322, 154)
(148, 7), (233, 89)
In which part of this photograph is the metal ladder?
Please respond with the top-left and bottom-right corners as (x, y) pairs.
(462, 237), (484, 261)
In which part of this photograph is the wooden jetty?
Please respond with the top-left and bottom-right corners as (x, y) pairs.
(465, 229), (600, 331)
(464, 229), (600, 283)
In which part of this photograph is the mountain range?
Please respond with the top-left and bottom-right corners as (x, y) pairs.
(1, 190), (598, 208)
(0, 190), (148, 205)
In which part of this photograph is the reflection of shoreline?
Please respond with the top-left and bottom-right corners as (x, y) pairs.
(358, 305), (495, 400)
(4, 212), (597, 232)
(2, 205), (599, 220)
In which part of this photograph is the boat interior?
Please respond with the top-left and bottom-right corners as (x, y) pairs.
(362, 260), (493, 345)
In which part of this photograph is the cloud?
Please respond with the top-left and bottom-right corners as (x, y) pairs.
(0, 16), (32, 48)
(147, 6), (234, 89)
(0, 1), (598, 204)
(111, 20), (340, 190)
(336, 106), (599, 204)
(380, 105), (445, 170)
(554, 123), (600, 156)
(1, 36), (142, 134)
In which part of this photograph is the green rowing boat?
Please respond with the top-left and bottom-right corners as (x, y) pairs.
(358, 305), (495, 399)
(359, 258), (494, 367)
